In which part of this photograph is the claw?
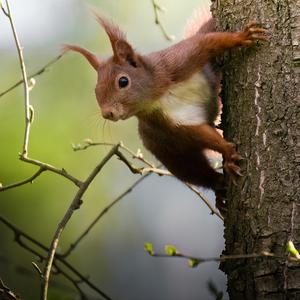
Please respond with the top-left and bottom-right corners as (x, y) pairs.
(232, 153), (244, 161)
(249, 27), (268, 34)
(224, 159), (243, 185)
(241, 21), (269, 45)
(250, 34), (269, 41)
(222, 142), (243, 183)
(236, 170), (243, 177)
(229, 163), (243, 176)
(244, 21), (259, 30)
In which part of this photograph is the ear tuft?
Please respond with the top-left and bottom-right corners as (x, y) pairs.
(94, 14), (126, 55)
(94, 13), (139, 66)
(115, 40), (138, 67)
(62, 44), (101, 71)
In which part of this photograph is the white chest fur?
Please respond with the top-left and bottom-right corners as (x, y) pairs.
(155, 72), (211, 126)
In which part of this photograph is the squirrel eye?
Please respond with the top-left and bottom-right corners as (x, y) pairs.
(118, 76), (129, 88)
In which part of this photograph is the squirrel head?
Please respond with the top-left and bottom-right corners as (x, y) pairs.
(64, 15), (157, 121)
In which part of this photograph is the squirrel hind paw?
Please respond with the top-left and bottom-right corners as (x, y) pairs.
(223, 145), (243, 182)
(224, 162), (243, 183)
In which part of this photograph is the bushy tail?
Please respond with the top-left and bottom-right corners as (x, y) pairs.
(184, 4), (214, 38)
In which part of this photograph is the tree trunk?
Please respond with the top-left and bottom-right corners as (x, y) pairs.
(211, 0), (300, 299)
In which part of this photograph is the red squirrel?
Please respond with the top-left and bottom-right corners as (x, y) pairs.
(64, 11), (267, 213)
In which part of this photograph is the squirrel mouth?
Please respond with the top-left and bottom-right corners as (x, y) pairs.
(104, 113), (131, 122)
(101, 108), (135, 122)
(120, 113), (130, 120)
(120, 111), (135, 120)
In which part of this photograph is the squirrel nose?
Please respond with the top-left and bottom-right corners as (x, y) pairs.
(102, 109), (116, 121)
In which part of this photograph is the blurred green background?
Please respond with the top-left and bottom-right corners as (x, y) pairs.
(0, 0), (227, 299)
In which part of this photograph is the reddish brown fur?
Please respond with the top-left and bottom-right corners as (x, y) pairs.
(62, 45), (101, 70)
(138, 112), (224, 189)
(65, 14), (268, 211)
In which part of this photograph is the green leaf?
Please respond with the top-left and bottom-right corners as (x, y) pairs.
(287, 241), (300, 259)
(188, 258), (200, 268)
(164, 245), (178, 256)
(144, 242), (154, 256)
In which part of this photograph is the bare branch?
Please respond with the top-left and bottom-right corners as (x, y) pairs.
(2, 212), (298, 300)
(0, 278), (20, 300)
(0, 55), (63, 99)
(52, 263), (87, 300)
(73, 139), (155, 168)
(74, 140), (172, 175)
(74, 140), (223, 220)
(146, 245), (300, 267)
(41, 145), (120, 300)
(151, 0), (174, 41)
(0, 1), (82, 194)
(116, 149), (171, 176)
(1, 2), (9, 17)
(1, 1), (221, 299)
(186, 184), (224, 220)
(3, 0), (30, 157)
(0, 160), (83, 192)
(0, 167), (45, 192)
(62, 172), (152, 257)
(0, 215), (111, 299)
(20, 156), (83, 187)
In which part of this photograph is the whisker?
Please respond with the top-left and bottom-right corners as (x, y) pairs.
(98, 119), (112, 152)
(102, 119), (107, 142)
(84, 111), (102, 129)
(107, 121), (115, 144)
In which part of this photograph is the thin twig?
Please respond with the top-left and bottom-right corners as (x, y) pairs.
(0, 167), (45, 192)
(74, 140), (171, 176)
(186, 184), (224, 220)
(0, 215), (110, 299)
(0, 4), (9, 17)
(20, 156), (83, 187)
(0, 2), (81, 193)
(0, 160), (83, 192)
(73, 140), (155, 168)
(148, 248), (300, 266)
(3, 0), (30, 157)
(0, 278), (20, 300)
(0, 55), (63, 99)
(116, 152), (223, 219)
(2, 2), (219, 292)
(1, 1), (218, 298)
(0, 158), (82, 192)
(151, 0), (174, 41)
(52, 262), (87, 300)
(62, 172), (152, 257)
(74, 140), (223, 220)
(41, 145), (120, 300)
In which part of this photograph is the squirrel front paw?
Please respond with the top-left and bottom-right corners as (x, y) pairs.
(223, 143), (243, 183)
(239, 22), (269, 46)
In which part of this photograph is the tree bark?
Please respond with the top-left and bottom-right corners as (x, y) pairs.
(211, 0), (300, 299)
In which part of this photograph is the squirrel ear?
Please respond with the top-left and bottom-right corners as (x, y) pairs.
(62, 45), (101, 71)
(114, 40), (138, 67)
(94, 14), (139, 67)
